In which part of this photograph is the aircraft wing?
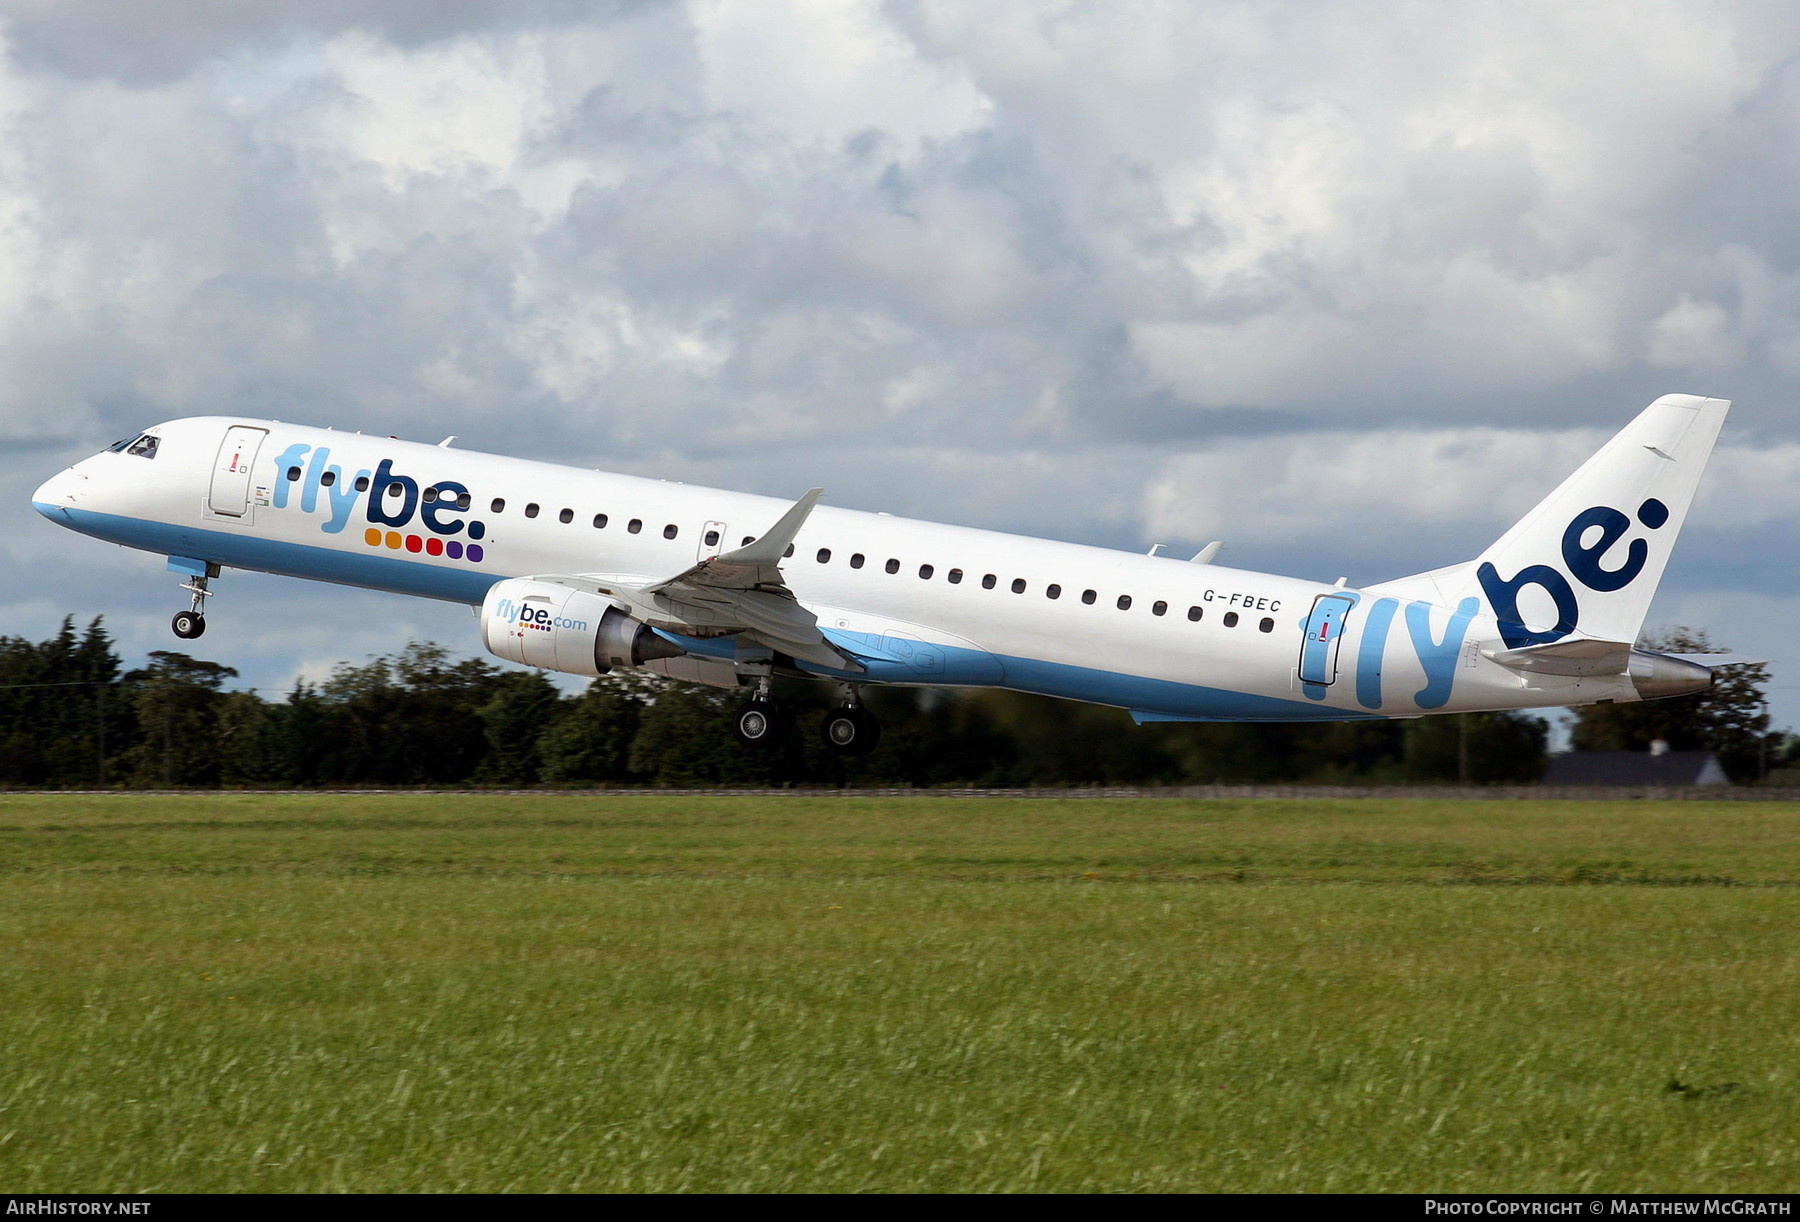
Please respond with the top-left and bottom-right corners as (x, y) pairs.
(536, 488), (863, 673)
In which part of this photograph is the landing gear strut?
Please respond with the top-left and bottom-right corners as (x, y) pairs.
(170, 563), (218, 640)
(820, 687), (882, 756)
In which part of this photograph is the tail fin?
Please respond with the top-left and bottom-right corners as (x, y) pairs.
(1372, 394), (1729, 648)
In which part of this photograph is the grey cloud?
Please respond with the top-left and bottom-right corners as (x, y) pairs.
(3, 0), (623, 84)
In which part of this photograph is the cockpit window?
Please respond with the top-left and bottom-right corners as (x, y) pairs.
(122, 434), (159, 459)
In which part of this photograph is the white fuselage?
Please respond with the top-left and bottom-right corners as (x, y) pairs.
(32, 415), (1649, 722)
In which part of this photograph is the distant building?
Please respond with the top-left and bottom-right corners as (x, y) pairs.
(1542, 744), (1730, 786)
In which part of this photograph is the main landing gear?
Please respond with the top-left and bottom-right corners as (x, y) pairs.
(819, 687), (881, 757)
(731, 695), (780, 746)
(170, 563), (219, 640)
(731, 676), (781, 747)
(728, 682), (884, 755)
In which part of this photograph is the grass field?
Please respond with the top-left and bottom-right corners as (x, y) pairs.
(1, 792), (1797, 1192)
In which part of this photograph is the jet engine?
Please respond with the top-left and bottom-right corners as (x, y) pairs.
(480, 578), (685, 677)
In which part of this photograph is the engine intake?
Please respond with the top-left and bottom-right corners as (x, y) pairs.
(480, 578), (685, 677)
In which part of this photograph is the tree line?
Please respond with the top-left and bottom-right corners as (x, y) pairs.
(0, 617), (1783, 789)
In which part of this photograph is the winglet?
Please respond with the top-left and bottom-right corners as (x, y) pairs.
(721, 488), (824, 566)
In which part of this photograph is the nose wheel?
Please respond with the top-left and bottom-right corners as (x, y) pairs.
(171, 609), (206, 640)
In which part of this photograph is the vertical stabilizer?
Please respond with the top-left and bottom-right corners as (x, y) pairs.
(1372, 395), (1728, 649)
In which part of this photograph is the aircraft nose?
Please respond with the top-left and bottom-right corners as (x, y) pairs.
(32, 468), (84, 521)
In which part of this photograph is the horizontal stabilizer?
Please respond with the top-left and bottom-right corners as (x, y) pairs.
(1482, 638), (1631, 676)
(1666, 652), (1766, 668)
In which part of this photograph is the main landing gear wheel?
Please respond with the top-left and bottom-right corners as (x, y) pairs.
(171, 610), (206, 640)
(820, 706), (881, 756)
(732, 698), (781, 747)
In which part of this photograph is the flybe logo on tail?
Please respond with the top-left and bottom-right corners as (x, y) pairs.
(1478, 498), (1669, 648)
(269, 443), (489, 564)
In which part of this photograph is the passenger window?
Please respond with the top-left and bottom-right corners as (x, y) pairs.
(1117, 594), (1132, 610)
(1081, 590), (1097, 605)
(704, 530), (719, 546)
(919, 564), (934, 579)
(817, 548), (831, 563)
(321, 471), (336, 487)
(594, 514), (609, 529)
(489, 496), (503, 512)
(664, 524), (678, 539)
(850, 553), (865, 569)
(286, 467), (302, 482)
(1259, 617), (1275, 633)
(1223, 611), (1239, 627)
(388, 484), (404, 498)
(982, 574), (997, 590)
(628, 519), (642, 534)
(525, 503), (540, 518)
(742, 536), (755, 547)
(1152, 600), (1167, 616)
(1046, 584), (1061, 599)
(947, 568), (963, 584)
(560, 508), (574, 524)
(885, 559), (899, 574)
(423, 487), (438, 503)
(457, 493), (471, 510)
(357, 477), (371, 493)
(784, 544), (795, 558)
(1187, 606), (1202, 622)
(1011, 578), (1026, 594)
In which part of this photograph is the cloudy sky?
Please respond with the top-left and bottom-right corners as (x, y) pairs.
(3, 0), (1795, 734)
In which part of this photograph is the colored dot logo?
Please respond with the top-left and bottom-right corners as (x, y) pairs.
(364, 527), (483, 563)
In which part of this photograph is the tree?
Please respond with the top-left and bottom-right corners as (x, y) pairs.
(476, 669), (564, 784)
(319, 642), (506, 784)
(120, 651), (240, 786)
(1569, 628), (1775, 781)
(0, 617), (123, 787)
(539, 672), (654, 784)
(1401, 712), (1548, 784)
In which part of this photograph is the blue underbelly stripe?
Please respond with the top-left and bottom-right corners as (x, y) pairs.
(36, 504), (498, 604)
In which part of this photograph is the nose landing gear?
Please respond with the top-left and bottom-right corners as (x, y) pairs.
(169, 559), (219, 640)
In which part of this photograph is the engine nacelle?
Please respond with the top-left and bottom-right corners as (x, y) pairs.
(480, 578), (686, 677)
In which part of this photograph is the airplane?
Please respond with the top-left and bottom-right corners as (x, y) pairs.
(32, 394), (1739, 754)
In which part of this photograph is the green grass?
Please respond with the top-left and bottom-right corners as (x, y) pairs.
(1, 794), (1797, 1191)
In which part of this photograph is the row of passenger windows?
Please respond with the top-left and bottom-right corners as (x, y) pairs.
(279, 470), (1276, 631)
(487, 498), (687, 539)
(810, 546), (1275, 631)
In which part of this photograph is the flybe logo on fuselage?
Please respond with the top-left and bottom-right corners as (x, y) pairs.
(1477, 498), (1669, 648)
(268, 443), (489, 563)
